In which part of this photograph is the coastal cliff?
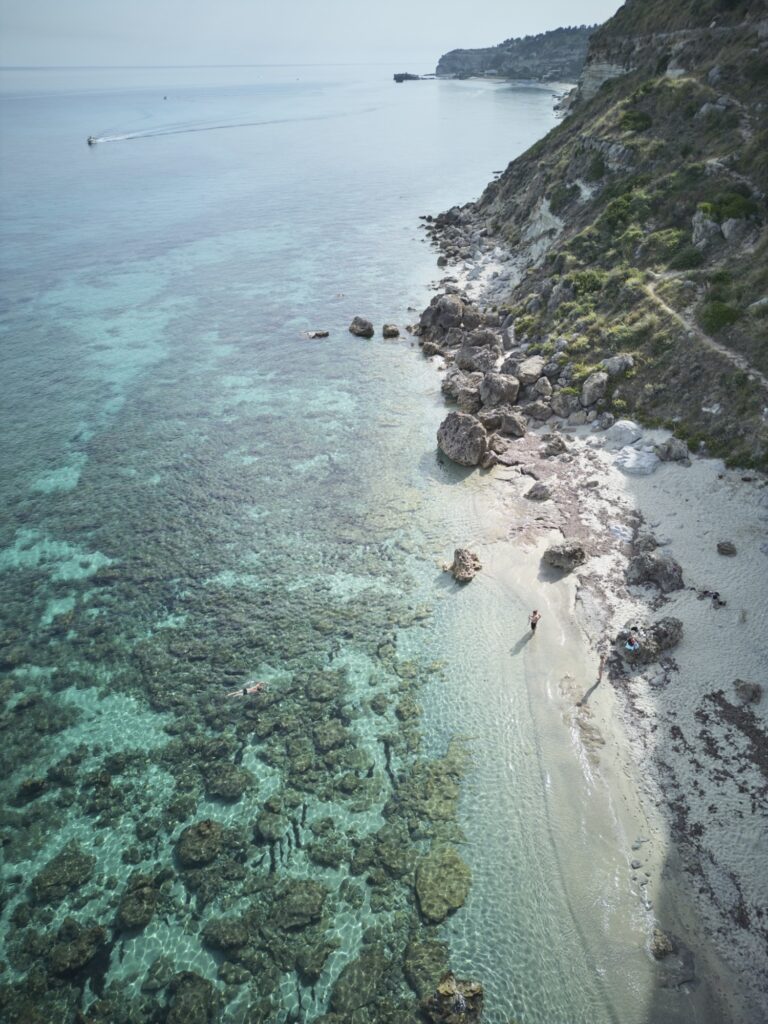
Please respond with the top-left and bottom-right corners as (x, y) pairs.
(427, 0), (768, 469)
(436, 25), (594, 81)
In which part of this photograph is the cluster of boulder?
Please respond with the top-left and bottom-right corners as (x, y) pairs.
(420, 289), (630, 468)
(349, 316), (400, 339)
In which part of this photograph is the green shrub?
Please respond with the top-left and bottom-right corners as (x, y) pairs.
(698, 300), (740, 333)
(619, 110), (653, 132)
(641, 228), (686, 262)
(569, 270), (606, 296)
(668, 245), (704, 270)
(698, 191), (759, 223)
(549, 183), (580, 215)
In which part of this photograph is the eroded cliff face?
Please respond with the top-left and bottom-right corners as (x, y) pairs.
(430, 0), (768, 469)
(436, 25), (594, 81)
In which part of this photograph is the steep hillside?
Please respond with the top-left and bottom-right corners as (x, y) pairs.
(436, 25), (594, 81)
(427, 0), (768, 469)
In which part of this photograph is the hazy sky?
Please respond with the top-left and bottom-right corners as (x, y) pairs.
(0, 0), (623, 67)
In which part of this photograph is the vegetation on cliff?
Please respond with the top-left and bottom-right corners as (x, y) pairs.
(454, 0), (768, 468)
(436, 25), (595, 81)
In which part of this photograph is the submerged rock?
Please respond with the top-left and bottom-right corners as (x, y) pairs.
(444, 548), (482, 583)
(275, 878), (327, 929)
(330, 946), (389, 1014)
(404, 937), (450, 998)
(733, 679), (762, 704)
(117, 873), (158, 930)
(166, 971), (215, 1024)
(176, 820), (224, 867)
(31, 841), (96, 905)
(416, 846), (471, 923)
(437, 412), (487, 467)
(422, 971), (484, 1024)
(717, 540), (737, 556)
(47, 917), (107, 976)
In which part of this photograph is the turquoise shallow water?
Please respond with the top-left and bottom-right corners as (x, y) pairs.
(0, 65), (677, 1024)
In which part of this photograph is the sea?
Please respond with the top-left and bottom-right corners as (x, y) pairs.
(0, 64), (698, 1024)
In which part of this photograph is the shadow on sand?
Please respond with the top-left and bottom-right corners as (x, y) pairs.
(510, 630), (534, 656)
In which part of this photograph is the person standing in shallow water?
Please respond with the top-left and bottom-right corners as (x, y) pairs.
(528, 609), (541, 634)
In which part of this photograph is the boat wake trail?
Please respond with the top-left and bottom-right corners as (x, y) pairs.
(89, 108), (376, 145)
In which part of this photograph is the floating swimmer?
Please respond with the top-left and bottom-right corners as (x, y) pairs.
(226, 681), (267, 698)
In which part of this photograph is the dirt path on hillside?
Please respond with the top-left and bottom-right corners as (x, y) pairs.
(643, 273), (768, 393)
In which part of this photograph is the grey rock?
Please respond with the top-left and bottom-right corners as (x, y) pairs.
(437, 412), (487, 467)
(500, 409), (527, 438)
(717, 540), (737, 556)
(516, 355), (547, 385)
(602, 353), (634, 377)
(594, 411), (615, 430)
(525, 482), (552, 501)
(479, 372), (520, 407)
(445, 548), (482, 583)
(382, 323), (400, 338)
(651, 928), (676, 960)
(456, 388), (481, 414)
(543, 541), (586, 572)
(524, 400), (553, 421)
(551, 391), (581, 418)
(534, 376), (553, 398)
(568, 409), (589, 426)
(580, 370), (608, 407)
(435, 293), (465, 329)
(349, 316), (374, 338)
(604, 419), (643, 447)
(627, 552), (685, 593)
(542, 433), (567, 457)
(455, 344), (499, 374)
(615, 447), (661, 475)
(654, 437), (690, 463)
(692, 208), (723, 249)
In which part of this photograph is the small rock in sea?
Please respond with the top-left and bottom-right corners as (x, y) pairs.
(650, 928), (676, 960)
(382, 323), (400, 338)
(631, 859), (642, 870)
(306, 330), (329, 339)
(422, 972), (483, 1024)
(349, 316), (374, 338)
(444, 548), (482, 583)
(733, 679), (762, 704)
(525, 481), (552, 501)
(717, 540), (737, 556)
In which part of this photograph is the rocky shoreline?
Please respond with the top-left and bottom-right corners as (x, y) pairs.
(393, 209), (768, 1021)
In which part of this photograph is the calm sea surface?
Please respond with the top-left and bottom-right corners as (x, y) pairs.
(0, 65), (668, 1024)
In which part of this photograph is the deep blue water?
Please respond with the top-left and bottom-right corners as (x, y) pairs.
(0, 64), (659, 1024)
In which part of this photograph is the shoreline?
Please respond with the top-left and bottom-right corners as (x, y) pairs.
(410, 237), (768, 1021)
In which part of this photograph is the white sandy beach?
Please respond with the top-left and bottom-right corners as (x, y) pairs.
(460, 416), (768, 1022)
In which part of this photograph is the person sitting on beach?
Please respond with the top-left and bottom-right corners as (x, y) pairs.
(529, 609), (542, 633)
(624, 629), (640, 653)
(226, 681), (267, 698)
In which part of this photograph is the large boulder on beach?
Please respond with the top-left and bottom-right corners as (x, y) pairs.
(455, 344), (498, 373)
(500, 408), (527, 437)
(615, 447), (660, 475)
(626, 552), (684, 593)
(655, 436), (690, 463)
(444, 548), (482, 583)
(479, 372), (519, 407)
(580, 371), (608, 407)
(441, 367), (481, 401)
(516, 355), (547, 386)
(604, 419), (643, 447)
(457, 388), (481, 414)
(437, 412), (487, 467)
(416, 846), (471, 923)
(621, 618), (683, 663)
(551, 390), (581, 418)
(434, 294), (465, 329)
(542, 541), (586, 572)
(349, 316), (374, 338)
